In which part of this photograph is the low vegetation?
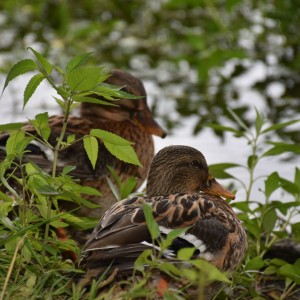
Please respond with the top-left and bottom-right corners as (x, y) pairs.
(0, 50), (299, 299)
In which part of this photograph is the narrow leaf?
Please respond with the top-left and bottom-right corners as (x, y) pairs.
(28, 47), (53, 74)
(72, 95), (117, 106)
(23, 73), (45, 108)
(83, 136), (98, 169)
(142, 203), (160, 239)
(1, 59), (37, 96)
(262, 142), (300, 157)
(255, 108), (264, 135)
(262, 119), (300, 133)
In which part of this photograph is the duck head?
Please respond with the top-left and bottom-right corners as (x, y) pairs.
(80, 69), (167, 138)
(146, 145), (235, 199)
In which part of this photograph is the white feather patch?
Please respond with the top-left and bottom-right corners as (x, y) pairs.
(159, 226), (209, 255)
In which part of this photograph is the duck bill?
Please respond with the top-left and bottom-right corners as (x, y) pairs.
(135, 108), (167, 138)
(202, 175), (235, 200)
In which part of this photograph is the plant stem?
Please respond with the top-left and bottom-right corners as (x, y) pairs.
(43, 96), (73, 254)
(0, 236), (26, 300)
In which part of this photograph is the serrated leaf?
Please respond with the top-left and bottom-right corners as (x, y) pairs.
(66, 134), (75, 144)
(262, 119), (300, 133)
(23, 73), (45, 108)
(0, 201), (13, 217)
(6, 131), (25, 155)
(0, 123), (24, 132)
(1, 59), (37, 96)
(72, 95), (117, 106)
(90, 129), (132, 146)
(94, 83), (143, 100)
(66, 67), (103, 92)
(28, 47), (53, 75)
(80, 185), (101, 196)
(104, 142), (142, 166)
(31, 177), (60, 195)
(83, 136), (98, 169)
(265, 172), (280, 198)
(29, 112), (51, 141)
(65, 53), (92, 73)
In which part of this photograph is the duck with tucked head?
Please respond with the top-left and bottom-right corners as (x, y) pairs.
(80, 145), (248, 298)
(0, 69), (166, 220)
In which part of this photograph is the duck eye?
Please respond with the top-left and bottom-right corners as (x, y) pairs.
(191, 160), (201, 169)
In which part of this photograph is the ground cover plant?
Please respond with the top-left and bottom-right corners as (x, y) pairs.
(0, 50), (300, 299)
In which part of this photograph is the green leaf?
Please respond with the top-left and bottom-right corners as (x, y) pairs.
(93, 83), (143, 100)
(80, 185), (101, 196)
(227, 107), (249, 131)
(72, 95), (117, 106)
(23, 73), (45, 108)
(6, 131), (25, 155)
(262, 207), (277, 233)
(255, 108), (264, 135)
(245, 256), (265, 271)
(291, 222), (300, 240)
(280, 177), (300, 195)
(295, 168), (300, 191)
(90, 129), (132, 146)
(209, 163), (239, 179)
(31, 176), (60, 195)
(264, 172), (280, 198)
(0, 123), (24, 132)
(104, 143), (142, 166)
(262, 142), (300, 157)
(142, 203), (160, 240)
(83, 136), (98, 169)
(247, 154), (258, 169)
(66, 66), (103, 92)
(207, 124), (241, 134)
(120, 177), (137, 199)
(177, 247), (195, 260)
(191, 259), (231, 283)
(65, 53), (92, 73)
(0, 201), (13, 217)
(28, 47), (53, 75)
(279, 264), (300, 284)
(262, 119), (300, 133)
(1, 59), (37, 96)
(29, 112), (51, 141)
(106, 175), (121, 201)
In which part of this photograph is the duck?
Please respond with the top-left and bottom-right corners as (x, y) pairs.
(79, 145), (248, 299)
(0, 69), (166, 222)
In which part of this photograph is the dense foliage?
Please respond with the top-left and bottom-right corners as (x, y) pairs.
(0, 51), (299, 299)
(0, 0), (300, 142)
